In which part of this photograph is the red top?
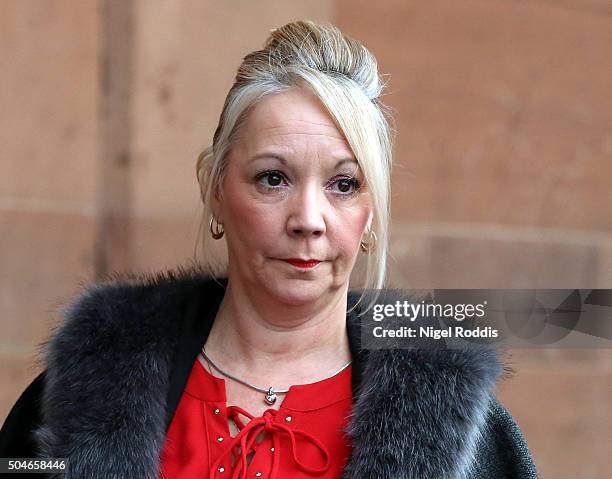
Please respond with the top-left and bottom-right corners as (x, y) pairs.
(158, 355), (353, 479)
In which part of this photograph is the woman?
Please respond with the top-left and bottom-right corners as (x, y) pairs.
(0, 20), (538, 478)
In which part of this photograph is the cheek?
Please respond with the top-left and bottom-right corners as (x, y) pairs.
(334, 208), (372, 252)
(224, 190), (281, 246)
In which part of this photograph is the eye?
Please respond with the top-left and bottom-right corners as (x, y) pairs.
(330, 176), (362, 196)
(256, 170), (288, 191)
(255, 170), (362, 197)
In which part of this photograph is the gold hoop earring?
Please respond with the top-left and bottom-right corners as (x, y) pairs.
(209, 216), (224, 240)
(360, 229), (377, 253)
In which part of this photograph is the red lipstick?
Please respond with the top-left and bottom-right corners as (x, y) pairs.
(283, 258), (321, 269)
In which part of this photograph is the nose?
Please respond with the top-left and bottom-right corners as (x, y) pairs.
(286, 181), (326, 238)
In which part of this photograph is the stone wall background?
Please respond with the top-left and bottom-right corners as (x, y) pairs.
(1, 1), (611, 476)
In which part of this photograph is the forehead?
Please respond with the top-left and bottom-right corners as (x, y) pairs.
(237, 89), (353, 156)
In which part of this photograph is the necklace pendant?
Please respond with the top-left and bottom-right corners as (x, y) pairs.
(265, 387), (277, 405)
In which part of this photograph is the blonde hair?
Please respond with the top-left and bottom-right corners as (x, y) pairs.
(195, 20), (395, 314)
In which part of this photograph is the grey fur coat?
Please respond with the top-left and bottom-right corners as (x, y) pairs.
(0, 264), (538, 478)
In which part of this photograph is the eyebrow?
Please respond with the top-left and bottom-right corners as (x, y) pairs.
(248, 153), (358, 169)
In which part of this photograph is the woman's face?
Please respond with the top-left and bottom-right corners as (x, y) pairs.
(213, 88), (373, 306)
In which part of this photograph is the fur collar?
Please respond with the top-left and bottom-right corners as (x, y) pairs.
(34, 264), (505, 479)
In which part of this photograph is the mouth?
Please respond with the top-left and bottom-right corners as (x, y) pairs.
(282, 258), (322, 269)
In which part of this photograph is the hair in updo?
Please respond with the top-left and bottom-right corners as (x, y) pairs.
(196, 20), (395, 314)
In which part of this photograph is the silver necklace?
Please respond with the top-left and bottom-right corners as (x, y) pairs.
(200, 346), (352, 405)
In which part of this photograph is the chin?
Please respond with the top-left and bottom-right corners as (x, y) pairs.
(263, 277), (328, 306)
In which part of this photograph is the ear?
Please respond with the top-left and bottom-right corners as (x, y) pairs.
(210, 180), (224, 223)
(366, 210), (374, 231)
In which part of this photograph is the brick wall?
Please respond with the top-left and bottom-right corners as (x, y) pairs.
(1, 1), (610, 476)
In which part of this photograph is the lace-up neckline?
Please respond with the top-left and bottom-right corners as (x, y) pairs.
(159, 356), (353, 479)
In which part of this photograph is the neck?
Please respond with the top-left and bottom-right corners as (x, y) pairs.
(203, 277), (352, 382)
